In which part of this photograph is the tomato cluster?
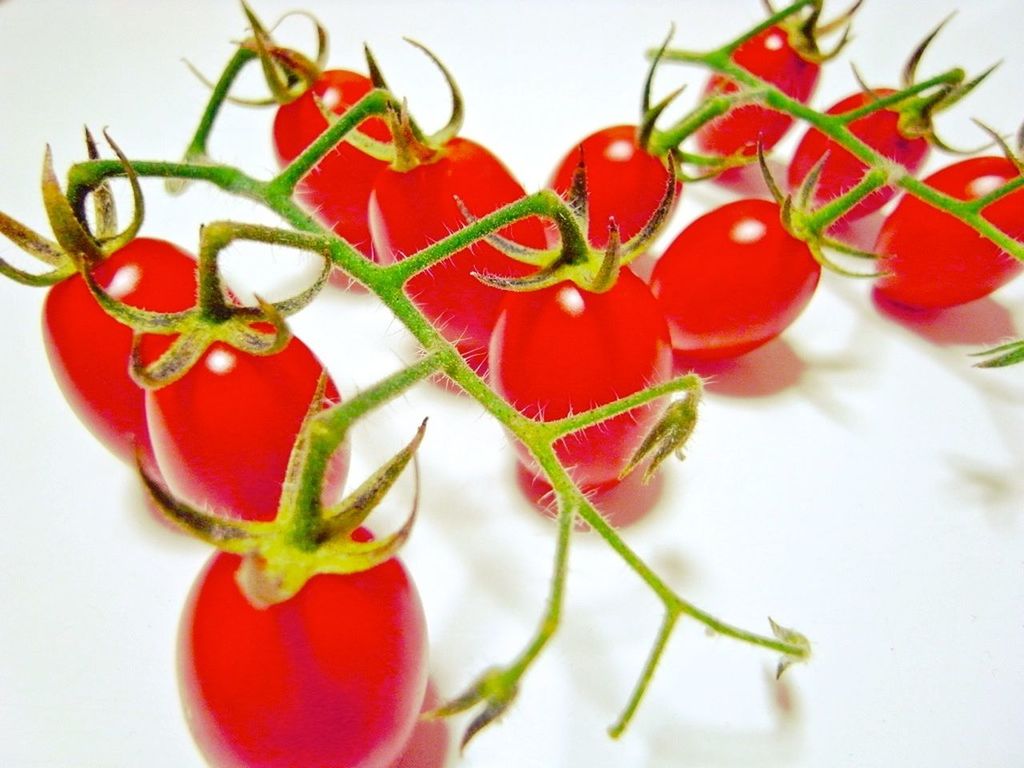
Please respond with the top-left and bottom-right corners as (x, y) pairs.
(2, 2), (1022, 766)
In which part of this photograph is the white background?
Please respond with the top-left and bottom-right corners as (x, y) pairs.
(1, 1), (1023, 766)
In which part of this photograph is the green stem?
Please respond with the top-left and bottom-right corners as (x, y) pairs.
(270, 89), (395, 194)
(183, 47), (258, 161)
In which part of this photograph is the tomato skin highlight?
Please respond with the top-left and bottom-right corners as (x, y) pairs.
(696, 25), (820, 159)
(548, 124), (681, 249)
(874, 157), (1024, 309)
(650, 199), (821, 361)
(41, 238), (197, 469)
(143, 335), (348, 523)
(787, 90), (930, 224)
(179, 548), (428, 768)
(273, 69), (391, 261)
(369, 136), (545, 372)
(489, 269), (672, 487)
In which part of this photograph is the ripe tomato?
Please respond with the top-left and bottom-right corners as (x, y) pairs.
(696, 25), (820, 160)
(142, 333), (348, 522)
(179, 546), (428, 768)
(489, 269), (672, 488)
(874, 156), (1024, 308)
(649, 199), (821, 361)
(41, 238), (197, 470)
(369, 136), (545, 373)
(391, 681), (451, 768)
(547, 124), (681, 249)
(273, 69), (391, 262)
(787, 90), (930, 225)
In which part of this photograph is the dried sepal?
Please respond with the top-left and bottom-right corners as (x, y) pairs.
(428, 668), (519, 751)
(472, 262), (565, 293)
(454, 196), (553, 267)
(83, 127), (119, 241)
(588, 219), (622, 294)
(768, 617), (812, 678)
(321, 419), (427, 541)
(971, 338), (1024, 369)
(806, 238), (880, 278)
(222, 296), (292, 357)
(269, 9), (329, 72)
(99, 130), (145, 254)
(275, 372), (331, 520)
(756, 143), (786, 205)
(41, 146), (104, 269)
(565, 148), (589, 221)
(788, 0), (863, 64)
(239, 0), (317, 105)
(0, 210), (64, 267)
(901, 13), (955, 90)
(268, 253), (334, 316)
(129, 328), (212, 389)
(620, 386), (701, 483)
(638, 25), (679, 152)
(970, 119), (1024, 175)
(138, 455), (268, 549)
(618, 151), (678, 257)
(405, 38), (465, 148)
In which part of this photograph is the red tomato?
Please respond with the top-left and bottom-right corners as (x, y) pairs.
(369, 136), (545, 373)
(180, 547), (428, 768)
(696, 25), (820, 159)
(273, 69), (391, 261)
(874, 156), (1024, 308)
(41, 238), (197, 470)
(391, 681), (451, 768)
(489, 269), (672, 487)
(649, 199), (821, 360)
(547, 124), (681, 248)
(787, 90), (930, 224)
(143, 334), (348, 522)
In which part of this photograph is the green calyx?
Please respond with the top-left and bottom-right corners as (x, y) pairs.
(142, 375), (429, 607)
(0, 129), (141, 288)
(465, 152), (679, 295)
(767, 0), (863, 65)
(362, 38), (466, 172)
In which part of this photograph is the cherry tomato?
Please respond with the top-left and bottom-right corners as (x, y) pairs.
(649, 199), (821, 361)
(391, 681), (451, 768)
(547, 124), (681, 249)
(142, 333), (348, 522)
(42, 238), (197, 470)
(179, 546), (428, 768)
(787, 90), (930, 224)
(489, 269), (672, 487)
(696, 25), (820, 160)
(273, 69), (391, 262)
(874, 156), (1024, 308)
(369, 136), (545, 373)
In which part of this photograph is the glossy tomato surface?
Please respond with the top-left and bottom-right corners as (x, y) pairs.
(787, 90), (929, 224)
(369, 137), (545, 372)
(391, 681), (451, 768)
(273, 69), (391, 260)
(650, 198), (821, 360)
(42, 238), (197, 469)
(874, 156), (1024, 308)
(548, 124), (680, 248)
(143, 334), (348, 522)
(696, 25), (819, 159)
(179, 548), (428, 768)
(490, 269), (672, 487)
